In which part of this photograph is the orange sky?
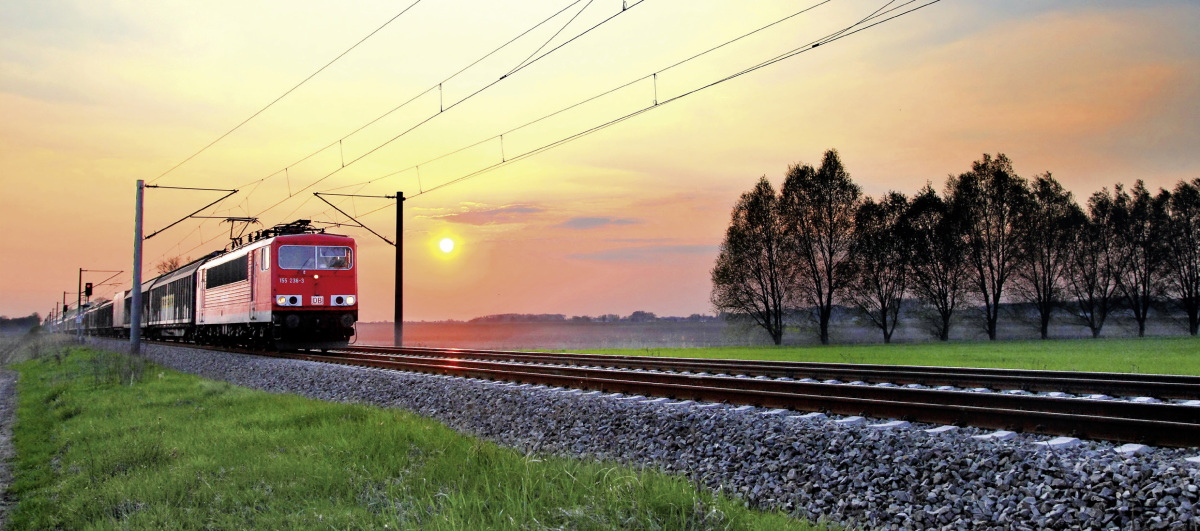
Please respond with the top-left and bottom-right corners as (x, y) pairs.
(2, 0), (1198, 322)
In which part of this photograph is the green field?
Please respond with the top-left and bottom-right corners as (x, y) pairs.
(576, 336), (1200, 376)
(9, 345), (820, 530)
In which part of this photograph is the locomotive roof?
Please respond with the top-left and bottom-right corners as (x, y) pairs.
(129, 220), (354, 295)
(139, 232), (354, 288)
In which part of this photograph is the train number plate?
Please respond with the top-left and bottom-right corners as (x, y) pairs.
(312, 296), (324, 305)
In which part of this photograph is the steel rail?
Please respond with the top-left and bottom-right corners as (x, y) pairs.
(315, 349), (1198, 423)
(272, 349), (1200, 447)
(338, 345), (1200, 400)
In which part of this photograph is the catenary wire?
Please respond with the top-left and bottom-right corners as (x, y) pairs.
(303, 0), (840, 220)
(505, 0), (597, 77)
(313, 0), (936, 231)
(324, 0), (838, 196)
(153, 0), (933, 266)
(243, 0), (652, 222)
(145, 1), (599, 266)
(147, 0), (425, 186)
(231, 0), (594, 194)
(375, 0), (941, 204)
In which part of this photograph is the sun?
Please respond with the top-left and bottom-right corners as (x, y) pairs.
(439, 237), (455, 253)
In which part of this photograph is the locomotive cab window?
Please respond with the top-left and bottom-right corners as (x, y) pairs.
(278, 246), (353, 270)
(318, 247), (350, 269)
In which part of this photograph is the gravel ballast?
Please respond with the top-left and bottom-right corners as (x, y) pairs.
(94, 339), (1199, 530)
(0, 370), (17, 530)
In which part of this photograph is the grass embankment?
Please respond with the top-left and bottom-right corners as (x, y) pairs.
(578, 336), (1200, 375)
(10, 346), (819, 530)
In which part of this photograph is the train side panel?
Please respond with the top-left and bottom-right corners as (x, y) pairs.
(197, 242), (267, 326)
(112, 290), (128, 336)
(251, 245), (273, 323)
(145, 258), (205, 338)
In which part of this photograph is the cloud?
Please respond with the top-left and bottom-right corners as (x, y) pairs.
(556, 217), (641, 230)
(569, 244), (718, 262)
(434, 204), (545, 225)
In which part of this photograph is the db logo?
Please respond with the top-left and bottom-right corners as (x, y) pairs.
(311, 296), (324, 305)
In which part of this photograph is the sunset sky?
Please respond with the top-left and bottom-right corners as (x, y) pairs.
(2, 0), (1198, 322)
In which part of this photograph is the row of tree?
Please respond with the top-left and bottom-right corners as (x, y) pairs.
(711, 150), (1200, 345)
(465, 312), (720, 323)
(0, 313), (42, 333)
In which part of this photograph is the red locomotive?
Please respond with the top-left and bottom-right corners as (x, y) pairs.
(72, 220), (358, 350)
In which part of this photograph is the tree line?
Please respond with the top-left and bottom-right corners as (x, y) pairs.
(712, 150), (1200, 345)
(0, 313), (42, 333)
(465, 312), (721, 323)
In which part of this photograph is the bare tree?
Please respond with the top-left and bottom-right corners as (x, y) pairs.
(780, 149), (861, 345)
(1161, 178), (1200, 335)
(712, 177), (793, 345)
(1064, 188), (1124, 338)
(1113, 181), (1168, 337)
(154, 255), (190, 275)
(847, 192), (910, 343)
(905, 184), (968, 341)
(948, 153), (1030, 340)
(1014, 173), (1081, 339)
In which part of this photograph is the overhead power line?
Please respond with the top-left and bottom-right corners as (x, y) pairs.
(150, 0), (941, 265)
(147, 0), (426, 185)
(506, 0), (598, 77)
(324, 0), (924, 210)
(146, 0), (646, 263)
(327, 0), (942, 225)
(239, 0), (649, 222)
(422, 0), (941, 195)
(231, 0), (595, 196)
(321, 0), (838, 198)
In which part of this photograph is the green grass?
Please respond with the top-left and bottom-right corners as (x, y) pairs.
(573, 336), (1200, 376)
(10, 347), (823, 530)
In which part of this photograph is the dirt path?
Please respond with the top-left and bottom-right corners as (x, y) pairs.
(0, 370), (17, 529)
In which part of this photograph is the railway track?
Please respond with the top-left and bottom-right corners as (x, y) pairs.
(347, 345), (1200, 399)
(258, 345), (1200, 448)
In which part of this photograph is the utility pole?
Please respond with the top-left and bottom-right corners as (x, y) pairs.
(395, 191), (404, 346)
(128, 182), (234, 354)
(74, 269), (118, 340)
(131, 180), (144, 355)
(312, 191), (402, 346)
(77, 268), (83, 342)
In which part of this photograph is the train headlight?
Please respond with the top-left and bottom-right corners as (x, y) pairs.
(276, 295), (302, 306)
(346, 295), (356, 306)
(330, 295), (356, 306)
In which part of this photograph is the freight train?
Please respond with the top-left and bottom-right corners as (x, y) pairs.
(55, 220), (358, 350)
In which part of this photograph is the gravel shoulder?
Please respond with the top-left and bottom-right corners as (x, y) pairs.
(95, 339), (1200, 530)
(0, 369), (18, 530)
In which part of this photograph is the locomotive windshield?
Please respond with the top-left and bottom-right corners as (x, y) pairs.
(278, 246), (353, 270)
